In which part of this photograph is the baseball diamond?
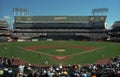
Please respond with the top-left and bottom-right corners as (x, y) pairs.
(0, 41), (120, 65)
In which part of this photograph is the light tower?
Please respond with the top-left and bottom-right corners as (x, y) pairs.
(13, 8), (29, 16)
(92, 8), (108, 16)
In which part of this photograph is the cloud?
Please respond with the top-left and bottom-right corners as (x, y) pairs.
(3, 16), (11, 25)
(0, 18), (4, 20)
(4, 16), (10, 20)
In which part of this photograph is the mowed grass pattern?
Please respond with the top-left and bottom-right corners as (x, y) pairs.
(36, 47), (85, 56)
(0, 41), (120, 65)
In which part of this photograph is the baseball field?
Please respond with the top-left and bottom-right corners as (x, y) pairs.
(0, 41), (120, 65)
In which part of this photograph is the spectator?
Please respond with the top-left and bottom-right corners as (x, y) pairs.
(0, 68), (4, 76)
(18, 64), (25, 73)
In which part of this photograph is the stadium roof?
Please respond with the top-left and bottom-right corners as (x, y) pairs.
(15, 16), (107, 23)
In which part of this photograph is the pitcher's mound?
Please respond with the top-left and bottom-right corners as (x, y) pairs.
(56, 49), (66, 52)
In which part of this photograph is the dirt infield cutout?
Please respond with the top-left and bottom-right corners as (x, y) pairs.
(51, 56), (69, 60)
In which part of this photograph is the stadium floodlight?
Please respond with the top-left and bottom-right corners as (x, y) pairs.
(19, 8), (21, 16)
(13, 8), (18, 16)
(92, 8), (108, 16)
(13, 8), (15, 16)
(13, 8), (29, 16)
(25, 8), (29, 16)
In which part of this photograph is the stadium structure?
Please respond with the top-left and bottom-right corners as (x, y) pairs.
(0, 20), (10, 41)
(107, 21), (120, 41)
(11, 16), (107, 41)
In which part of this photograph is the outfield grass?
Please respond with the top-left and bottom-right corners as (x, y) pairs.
(0, 41), (120, 65)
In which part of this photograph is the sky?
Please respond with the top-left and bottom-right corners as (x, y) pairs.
(0, 0), (120, 29)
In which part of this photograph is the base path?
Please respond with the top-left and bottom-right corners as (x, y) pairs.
(20, 45), (109, 65)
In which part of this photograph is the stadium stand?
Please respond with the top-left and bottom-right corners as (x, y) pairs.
(0, 20), (10, 42)
(12, 16), (107, 41)
(107, 21), (120, 41)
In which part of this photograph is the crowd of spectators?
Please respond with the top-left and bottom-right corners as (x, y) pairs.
(0, 56), (120, 77)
